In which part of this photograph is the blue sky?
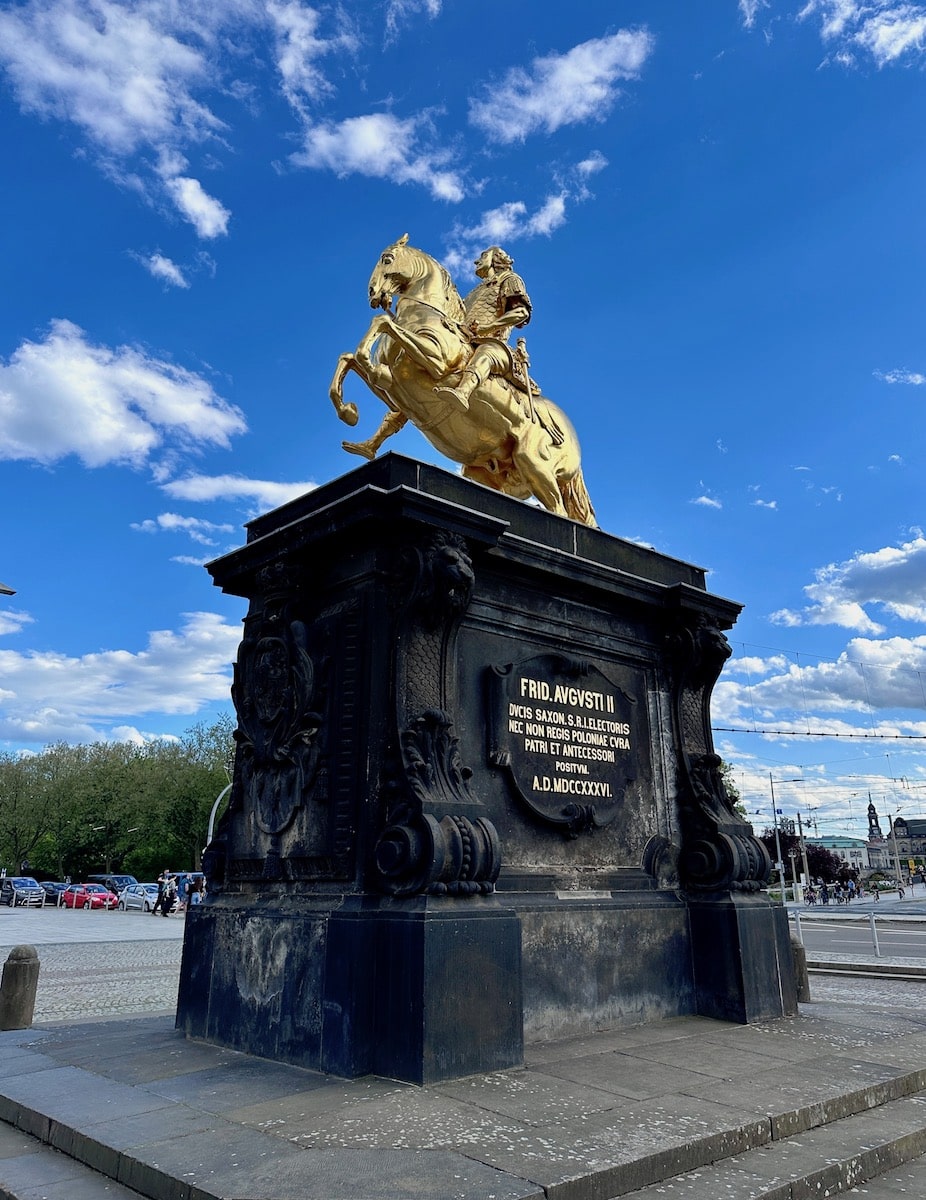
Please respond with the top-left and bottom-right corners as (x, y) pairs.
(1, 1), (925, 841)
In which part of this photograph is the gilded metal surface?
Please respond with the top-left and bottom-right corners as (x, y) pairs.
(329, 235), (596, 525)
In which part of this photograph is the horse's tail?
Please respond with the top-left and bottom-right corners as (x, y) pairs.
(559, 467), (597, 527)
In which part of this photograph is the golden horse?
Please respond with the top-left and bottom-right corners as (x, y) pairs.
(328, 235), (596, 525)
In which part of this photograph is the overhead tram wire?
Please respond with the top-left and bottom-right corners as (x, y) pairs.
(712, 727), (926, 740)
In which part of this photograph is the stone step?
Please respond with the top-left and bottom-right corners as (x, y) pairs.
(618, 1093), (926, 1200)
(0, 1119), (146, 1199)
(848, 1151), (926, 1196)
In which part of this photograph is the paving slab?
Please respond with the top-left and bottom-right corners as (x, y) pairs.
(1, 971), (926, 1200)
(847, 1154), (926, 1196)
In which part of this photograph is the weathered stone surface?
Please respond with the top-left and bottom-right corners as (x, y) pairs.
(0, 945), (40, 1031)
(178, 454), (794, 1083)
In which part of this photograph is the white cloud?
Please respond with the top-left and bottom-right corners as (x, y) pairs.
(162, 473), (316, 509)
(0, 319), (246, 469)
(770, 535), (926, 631)
(139, 253), (189, 288)
(875, 368), (926, 385)
(161, 172), (231, 238)
(0, 2), (356, 239)
(800, 2), (926, 66)
(385, 0), (442, 43)
(443, 158), (602, 272)
(576, 151), (609, 177)
(457, 194), (567, 243)
(739, 1), (771, 26)
(0, 0), (235, 237)
(691, 494), (723, 509)
(0, 1), (221, 156)
(715, 634), (926, 721)
(267, 0), (353, 115)
(0, 611), (240, 746)
(0, 609), (33, 638)
(292, 111), (465, 201)
(131, 512), (235, 546)
(469, 29), (654, 144)
(753, 498), (779, 509)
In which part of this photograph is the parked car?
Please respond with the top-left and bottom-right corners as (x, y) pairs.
(87, 873), (138, 895)
(117, 882), (160, 912)
(39, 881), (69, 905)
(61, 883), (118, 910)
(0, 876), (45, 907)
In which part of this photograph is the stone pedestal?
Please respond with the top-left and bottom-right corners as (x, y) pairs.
(177, 453), (795, 1083)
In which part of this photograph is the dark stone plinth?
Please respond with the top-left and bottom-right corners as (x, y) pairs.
(178, 896), (521, 1083)
(178, 453), (793, 1082)
(689, 895), (798, 1022)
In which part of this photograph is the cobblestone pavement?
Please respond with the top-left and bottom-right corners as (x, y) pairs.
(1, 909), (184, 1022)
(20, 938), (183, 1022)
(809, 971), (926, 1010)
(0, 904), (186, 946)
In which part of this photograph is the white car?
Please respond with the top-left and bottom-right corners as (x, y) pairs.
(117, 882), (160, 912)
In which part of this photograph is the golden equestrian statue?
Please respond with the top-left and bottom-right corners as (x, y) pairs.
(328, 235), (596, 526)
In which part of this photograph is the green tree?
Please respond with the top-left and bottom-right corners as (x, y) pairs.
(0, 752), (53, 873)
(143, 715), (235, 876)
(0, 713), (235, 882)
(759, 827), (844, 883)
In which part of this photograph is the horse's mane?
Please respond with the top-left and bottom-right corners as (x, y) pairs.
(436, 261), (467, 323)
(404, 242), (466, 323)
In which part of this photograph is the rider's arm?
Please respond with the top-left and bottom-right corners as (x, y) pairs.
(474, 303), (530, 336)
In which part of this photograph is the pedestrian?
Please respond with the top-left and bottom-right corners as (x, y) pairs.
(152, 868), (170, 916)
(162, 873), (178, 916)
(176, 874), (188, 911)
(189, 876), (204, 906)
(821, 883), (829, 906)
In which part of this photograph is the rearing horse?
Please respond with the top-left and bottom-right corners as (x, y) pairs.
(328, 235), (596, 525)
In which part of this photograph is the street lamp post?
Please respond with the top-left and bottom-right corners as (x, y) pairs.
(788, 849), (799, 899)
(796, 811), (812, 888)
(769, 774), (803, 902)
(886, 808), (906, 894)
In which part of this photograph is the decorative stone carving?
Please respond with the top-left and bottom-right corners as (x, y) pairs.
(224, 562), (328, 882)
(664, 614), (770, 894)
(372, 533), (501, 895)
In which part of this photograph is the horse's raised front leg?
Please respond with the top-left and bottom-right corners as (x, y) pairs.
(343, 410), (409, 460)
(357, 311), (457, 382)
(329, 340), (395, 424)
(329, 353), (360, 426)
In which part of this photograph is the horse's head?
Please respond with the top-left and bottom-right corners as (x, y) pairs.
(368, 233), (413, 310)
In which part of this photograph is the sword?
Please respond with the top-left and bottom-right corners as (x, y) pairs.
(514, 337), (536, 424)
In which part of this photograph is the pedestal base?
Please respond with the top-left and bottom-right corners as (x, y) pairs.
(177, 897), (523, 1084)
(689, 894), (798, 1023)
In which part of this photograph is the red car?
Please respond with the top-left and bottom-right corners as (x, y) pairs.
(61, 883), (118, 910)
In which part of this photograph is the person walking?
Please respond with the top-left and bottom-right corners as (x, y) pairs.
(162, 873), (178, 916)
(151, 869), (170, 916)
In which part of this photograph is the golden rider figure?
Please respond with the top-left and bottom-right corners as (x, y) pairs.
(434, 246), (532, 411)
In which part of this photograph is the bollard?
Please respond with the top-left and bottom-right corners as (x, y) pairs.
(0, 944), (40, 1030)
(790, 934), (811, 1003)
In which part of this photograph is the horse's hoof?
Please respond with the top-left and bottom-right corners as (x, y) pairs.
(342, 440), (377, 461)
(339, 402), (359, 427)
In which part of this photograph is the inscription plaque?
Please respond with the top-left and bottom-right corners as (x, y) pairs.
(487, 653), (644, 836)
